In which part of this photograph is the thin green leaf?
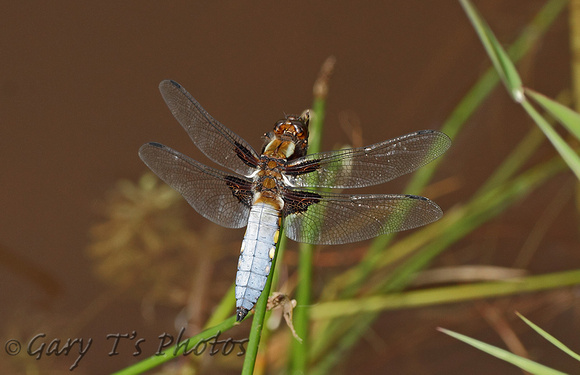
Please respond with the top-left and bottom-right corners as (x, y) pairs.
(311, 269), (580, 319)
(112, 316), (239, 375)
(439, 328), (567, 375)
(290, 242), (313, 373)
(525, 88), (580, 140)
(521, 99), (580, 180)
(460, 0), (580, 179)
(516, 312), (580, 362)
(241, 226), (284, 375)
(289, 57), (334, 374)
(461, 0), (580, 177)
(460, 0), (524, 101)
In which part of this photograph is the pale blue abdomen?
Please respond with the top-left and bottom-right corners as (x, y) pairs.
(235, 202), (280, 321)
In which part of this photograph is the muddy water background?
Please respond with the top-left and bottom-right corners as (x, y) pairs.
(1, 1), (578, 374)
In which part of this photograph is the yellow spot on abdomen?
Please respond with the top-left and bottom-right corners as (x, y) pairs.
(273, 230), (280, 243)
(269, 247), (276, 259)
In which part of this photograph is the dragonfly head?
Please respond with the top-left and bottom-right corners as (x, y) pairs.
(267, 109), (310, 159)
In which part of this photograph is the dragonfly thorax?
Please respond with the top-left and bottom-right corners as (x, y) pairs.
(253, 156), (286, 211)
(262, 138), (296, 159)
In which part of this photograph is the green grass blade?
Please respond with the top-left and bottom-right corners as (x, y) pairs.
(460, 0), (524, 101)
(289, 56), (334, 374)
(289, 242), (313, 372)
(516, 312), (580, 362)
(241, 226), (284, 375)
(521, 99), (580, 179)
(525, 88), (580, 140)
(407, 0), (566, 194)
(112, 316), (239, 375)
(311, 269), (580, 319)
(461, 0), (580, 179)
(438, 328), (567, 375)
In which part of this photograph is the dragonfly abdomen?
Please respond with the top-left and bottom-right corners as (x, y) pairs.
(235, 202), (281, 321)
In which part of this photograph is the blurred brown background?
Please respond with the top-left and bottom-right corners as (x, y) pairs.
(1, 1), (577, 374)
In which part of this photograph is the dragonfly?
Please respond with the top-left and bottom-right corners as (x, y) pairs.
(139, 80), (451, 321)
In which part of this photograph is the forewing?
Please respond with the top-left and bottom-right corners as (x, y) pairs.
(159, 80), (260, 177)
(283, 190), (442, 245)
(285, 130), (451, 188)
(139, 142), (252, 228)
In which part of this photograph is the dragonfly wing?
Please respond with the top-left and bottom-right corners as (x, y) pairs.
(285, 130), (450, 188)
(283, 190), (442, 245)
(139, 142), (253, 228)
(159, 80), (260, 177)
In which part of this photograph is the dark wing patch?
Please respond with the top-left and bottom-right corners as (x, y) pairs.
(284, 158), (322, 177)
(224, 175), (254, 208)
(139, 142), (252, 228)
(282, 189), (322, 215)
(159, 80), (260, 176)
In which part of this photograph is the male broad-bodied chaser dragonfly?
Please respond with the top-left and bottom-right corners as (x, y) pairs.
(139, 80), (451, 321)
